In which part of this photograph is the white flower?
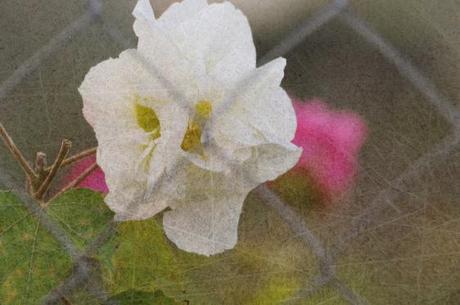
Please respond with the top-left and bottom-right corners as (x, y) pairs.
(79, 0), (301, 256)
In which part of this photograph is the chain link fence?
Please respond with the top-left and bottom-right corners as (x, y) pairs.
(1, 0), (459, 304)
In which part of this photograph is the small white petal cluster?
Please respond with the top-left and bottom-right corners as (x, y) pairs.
(79, 0), (301, 256)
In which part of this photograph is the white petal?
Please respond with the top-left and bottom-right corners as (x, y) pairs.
(133, 0), (156, 23)
(163, 165), (256, 256)
(106, 182), (169, 221)
(79, 50), (153, 197)
(79, 48), (189, 220)
(109, 182), (172, 221)
(241, 143), (302, 183)
(214, 58), (297, 149)
(181, 141), (232, 173)
(80, 50), (134, 128)
(79, 49), (174, 128)
(134, 0), (256, 87)
(133, 8), (200, 107)
(157, 0), (207, 27)
(169, 2), (256, 85)
(95, 130), (162, 219)
(99, 129), (178, 221)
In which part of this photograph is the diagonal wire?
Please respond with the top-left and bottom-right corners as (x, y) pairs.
(41, 256), (108, 305)
(0, 168), (114, 303)
(338, 9), (460, 130)
(256, 185), (329, 265)
(259, 0), (349, 66)
(0, 10), (98, 101)
(329, 133), (460, 259)
(331, 278), (370, 305)
(327, 7), (460, 258)
(257, 187), (370, 305)
(0, 171), (81, 259)
(3, 0), (452, 304)
(206, 0), (349, 141)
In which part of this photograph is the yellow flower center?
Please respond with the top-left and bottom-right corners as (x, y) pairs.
(135, 100), (161, 140)
(134, 97), (212, 159)
(195, 100), (212, 119)
(181, 121), (202, 152)
(181, 100), (212, 156)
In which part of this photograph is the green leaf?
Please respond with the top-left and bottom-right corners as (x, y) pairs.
(0, 191), (72, 305)
(46, 189), (114, 249)
(109, 289), (180, 305)
(100, 217), (184, 296)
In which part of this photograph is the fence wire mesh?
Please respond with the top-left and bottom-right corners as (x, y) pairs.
(1, 0), (459, 304)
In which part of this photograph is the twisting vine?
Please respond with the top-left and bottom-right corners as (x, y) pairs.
(0, 122), (96, 206)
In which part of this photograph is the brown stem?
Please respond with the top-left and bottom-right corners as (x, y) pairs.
(50, 147), (97, 169)
(34, 139), (72, 200)
(46, 162), (98, 204)
(0, 122), (37, 179)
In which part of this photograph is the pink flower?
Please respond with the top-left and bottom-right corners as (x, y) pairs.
(62, 154), (109, 194)
(292, 99), (368, 200)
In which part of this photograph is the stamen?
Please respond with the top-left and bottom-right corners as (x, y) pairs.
(195, 100), (212, 119)
(181, 100), (213, 157)
(181, 121), (202, 153)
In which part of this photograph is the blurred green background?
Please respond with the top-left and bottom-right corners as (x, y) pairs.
(1, 0), (459, 304)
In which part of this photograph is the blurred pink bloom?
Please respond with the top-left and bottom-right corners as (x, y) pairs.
(292, 99), (368, 200)
(62, 154), (109, 194)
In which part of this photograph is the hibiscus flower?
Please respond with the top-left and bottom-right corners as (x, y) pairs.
(79, 0), (300, 255)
